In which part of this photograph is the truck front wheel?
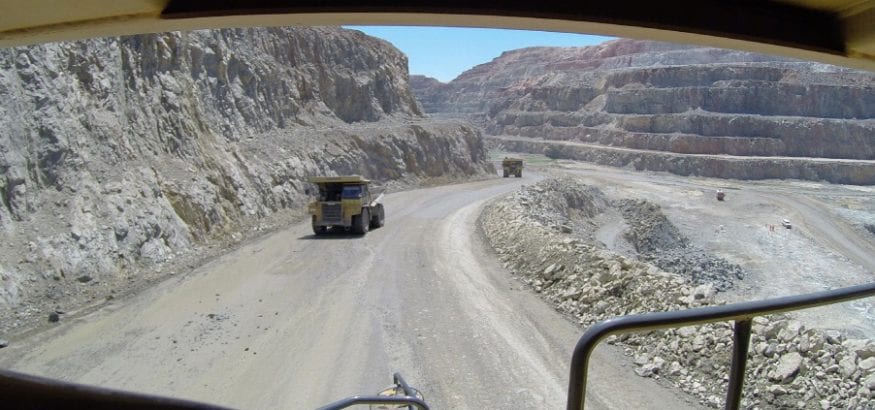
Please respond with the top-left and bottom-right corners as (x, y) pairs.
(353, 209), (369, 235)
(370, 204), (385, 229)
(312, 216), (327, 235)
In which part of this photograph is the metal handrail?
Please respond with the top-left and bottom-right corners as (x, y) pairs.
(566, 282), (875, 410)
(316, 373), (430, 410)
(314, 395), (429, 410)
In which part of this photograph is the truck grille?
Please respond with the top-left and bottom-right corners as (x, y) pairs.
(322, 203), (342, 222)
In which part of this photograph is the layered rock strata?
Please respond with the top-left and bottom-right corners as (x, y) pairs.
(412, 39), (875, 183)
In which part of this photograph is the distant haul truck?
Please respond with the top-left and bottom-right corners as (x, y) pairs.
(502, 157), (523, 178)
(716, 190), (725, 201)
(307, 175), (385, 235)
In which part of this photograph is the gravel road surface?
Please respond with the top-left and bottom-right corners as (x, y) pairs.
(0, 176), (699, 409)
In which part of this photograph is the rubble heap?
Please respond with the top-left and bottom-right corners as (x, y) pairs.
(480, 178), (875, 409)
(616, 199), (745, 290)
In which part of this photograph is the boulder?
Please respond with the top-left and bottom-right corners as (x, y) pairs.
(777, 320), (804, 342)
(844, 339), (875, 360)
(839, 355), (857, 378)
(858, 357), (875, 373)
(770, 352), (804, 383)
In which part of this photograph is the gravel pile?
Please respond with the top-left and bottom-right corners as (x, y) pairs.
(511, 177), (607, 234)
(616, 199), (745, 291)
(480, 178), (875, 409)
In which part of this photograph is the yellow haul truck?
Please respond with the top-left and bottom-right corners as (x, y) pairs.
(502, 157), (523, 178)
(307, 176), (385, 235)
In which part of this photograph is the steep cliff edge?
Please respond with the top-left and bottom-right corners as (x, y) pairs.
(411, 39), (875, 183)
(0, 27), (492, 332)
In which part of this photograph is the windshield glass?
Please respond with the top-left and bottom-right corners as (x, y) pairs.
(341, 185), (363, 199)
(2, 21), (874, 410)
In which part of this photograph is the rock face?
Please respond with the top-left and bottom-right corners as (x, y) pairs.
(412, 39), (875, 183)
(409, 74), (446, 114)
(0, 27), (492, 330)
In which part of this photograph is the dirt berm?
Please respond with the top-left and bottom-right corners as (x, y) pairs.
(480, 177), (875, 409)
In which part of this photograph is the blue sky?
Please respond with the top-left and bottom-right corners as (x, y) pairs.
(346, 26), (614, 83)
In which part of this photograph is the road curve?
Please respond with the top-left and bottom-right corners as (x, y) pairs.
(766, 193), (875, 274)
(0, 176), (700, 409)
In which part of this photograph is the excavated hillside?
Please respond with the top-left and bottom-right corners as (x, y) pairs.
(0, 27), (492, 334)
(411, 39), (875, 184)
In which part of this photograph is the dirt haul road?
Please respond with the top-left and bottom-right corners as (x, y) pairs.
(0, 177), (699, 410)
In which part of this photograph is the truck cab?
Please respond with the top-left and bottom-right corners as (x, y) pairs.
(502, 157), (523, 178)
(308, 176), (385, 235)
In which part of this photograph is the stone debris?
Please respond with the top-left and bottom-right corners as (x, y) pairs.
(480, 178), (875, 409)
(615, 199), (746, 291)
(770, 352), (804, 383)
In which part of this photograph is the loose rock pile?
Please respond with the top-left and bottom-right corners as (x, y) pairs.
(616, 199), (745, 291)
(508, 177), (607, 234)
(480, 178), (875, 409)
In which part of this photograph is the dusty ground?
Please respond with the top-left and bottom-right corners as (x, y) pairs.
(478, 168), (875, 409)
(0, 173), (487, 339)
(3, 153), (873, 409)
(0, 175), (699, 410)
(505, 152), (875, 338)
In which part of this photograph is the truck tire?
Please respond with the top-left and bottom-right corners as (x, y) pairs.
(312, 216), (327, 235)
(370, 204), (385, 229)
(516, 171), (522, 178)
(503, 170), (508, 177)
(353, 209), (369, 235)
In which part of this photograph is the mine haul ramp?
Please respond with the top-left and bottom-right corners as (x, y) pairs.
(308, 175), (385, 235)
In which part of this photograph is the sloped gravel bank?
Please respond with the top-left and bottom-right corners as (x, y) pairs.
(480, 178), (875, 409)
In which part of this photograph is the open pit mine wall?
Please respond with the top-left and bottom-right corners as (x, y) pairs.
(495, 137), (875, 185)
(482, 62), (875, 160)
(0, 27), (492, 307)
(412, 39), (875, 183)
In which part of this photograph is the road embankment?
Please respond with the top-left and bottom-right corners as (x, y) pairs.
(480, 177), (875, 409)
